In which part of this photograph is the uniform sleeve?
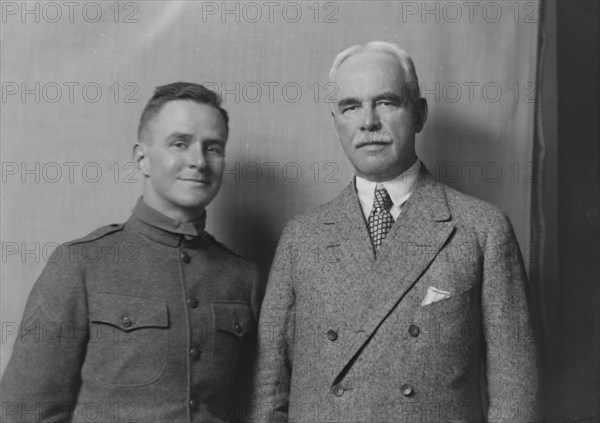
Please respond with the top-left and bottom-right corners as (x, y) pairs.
(251, 221), (298, 423)
(0, 244), (88, 423)
(481, 211), (540, 422)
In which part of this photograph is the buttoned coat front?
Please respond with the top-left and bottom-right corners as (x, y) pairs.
(253, 166), (539, 423)
(1, 202), (261, 423)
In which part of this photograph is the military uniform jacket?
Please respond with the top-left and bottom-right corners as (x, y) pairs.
(1, 199), (261, 422)
(253, 165), (539, 423)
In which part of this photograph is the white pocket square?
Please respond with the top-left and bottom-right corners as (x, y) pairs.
(421, 286), (451, 306)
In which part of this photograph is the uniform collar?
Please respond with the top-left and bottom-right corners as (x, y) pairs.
(128, 197), (206, 247)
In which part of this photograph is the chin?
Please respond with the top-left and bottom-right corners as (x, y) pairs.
(185, 198), (213, 210)
(356, 162), (393, 179)
(173, 194), (212, 211)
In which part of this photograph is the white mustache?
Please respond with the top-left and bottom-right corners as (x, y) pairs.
(353, 132), (393, 147)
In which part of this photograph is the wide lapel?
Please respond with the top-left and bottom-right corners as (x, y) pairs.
(319, 180), (375, 280)
(330, 166), (456, 384)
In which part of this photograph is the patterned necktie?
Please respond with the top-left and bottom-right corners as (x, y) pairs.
(368, 184), (394, 250)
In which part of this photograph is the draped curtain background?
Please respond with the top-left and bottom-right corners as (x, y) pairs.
(1, 0), (541, 383)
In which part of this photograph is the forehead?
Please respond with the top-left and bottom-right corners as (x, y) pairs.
(334, 52), (406, 99)
(150, 100), (228, 138)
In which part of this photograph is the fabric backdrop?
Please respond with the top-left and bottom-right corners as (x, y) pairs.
(0, 0), (540, 374)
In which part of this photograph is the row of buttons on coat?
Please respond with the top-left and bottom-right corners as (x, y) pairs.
(181, 248), (198, 413)
(180, 250), (200, 313)
(328, 323), (418, 399)
(330, 383), (414, 397)
(181, 251), (200, 313)
(180, 247), (248, 412)
(326, 324), (420, 342)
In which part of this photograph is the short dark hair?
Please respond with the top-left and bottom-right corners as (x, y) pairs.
(137, 82), (228, 142)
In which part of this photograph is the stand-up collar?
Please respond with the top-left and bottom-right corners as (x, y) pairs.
(128, 197), (206, 247)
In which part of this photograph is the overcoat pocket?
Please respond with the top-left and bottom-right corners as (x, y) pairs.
(83, 292), (169, 386)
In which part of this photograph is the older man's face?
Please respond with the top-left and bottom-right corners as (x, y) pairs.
(332, 52), (426, 182)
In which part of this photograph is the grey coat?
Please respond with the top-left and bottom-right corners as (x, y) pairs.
(253, 165), (539, 423)
(1, 199), (261, 422)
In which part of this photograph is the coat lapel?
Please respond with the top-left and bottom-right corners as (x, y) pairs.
(319, 181), (375, 280)
(329, 166), (456, 384)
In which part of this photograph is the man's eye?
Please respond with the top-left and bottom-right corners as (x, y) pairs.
(377, 100), (394, 107)
(206, 145), (223, 154)
(342, 105), (359, 113)
(173, 141), (187, 148)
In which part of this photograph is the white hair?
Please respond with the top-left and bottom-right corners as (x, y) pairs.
(328, 41), (421, 101)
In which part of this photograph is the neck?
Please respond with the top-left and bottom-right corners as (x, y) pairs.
(358, 158), (418, 182)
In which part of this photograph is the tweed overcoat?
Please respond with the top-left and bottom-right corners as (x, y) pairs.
(1, 199), (261, 422)
(253, 165), (539, 423)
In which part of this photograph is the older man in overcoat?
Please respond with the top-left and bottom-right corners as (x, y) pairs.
(253, 42), (539, 422)
(1, 82), (260, 422)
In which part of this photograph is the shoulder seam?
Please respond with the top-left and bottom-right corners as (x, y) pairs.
(66, 224), (124, 245)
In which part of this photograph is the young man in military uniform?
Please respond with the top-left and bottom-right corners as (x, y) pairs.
(1, 82), (261, 422)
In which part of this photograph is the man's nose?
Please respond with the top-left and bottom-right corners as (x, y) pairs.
(187, 144), (205, 169)
(360, 105), (381, 131)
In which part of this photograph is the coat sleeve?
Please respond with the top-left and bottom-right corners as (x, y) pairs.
(251, 220), (298, 423)
(481, 211), (540, 422)
(0, 244), (88, 423)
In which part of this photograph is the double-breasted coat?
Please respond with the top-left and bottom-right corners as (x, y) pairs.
(1, 199), (261, 422)
(253, 165), (539, 422)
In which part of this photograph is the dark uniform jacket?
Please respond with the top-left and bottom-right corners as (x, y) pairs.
(254, 165), (539, 423)
(1, 198), (261, 422)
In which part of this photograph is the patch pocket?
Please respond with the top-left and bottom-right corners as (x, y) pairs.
(83, 292), (169, 387)
(211, 301), (252, 361)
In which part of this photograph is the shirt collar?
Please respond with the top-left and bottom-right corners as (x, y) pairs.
(131, 197), (206, 243)
(355, 160), (421, 218)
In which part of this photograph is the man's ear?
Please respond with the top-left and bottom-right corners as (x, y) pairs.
(330, 110), (341, 142)
(133, 143), (149, 176)
(414, 98), (428, 134)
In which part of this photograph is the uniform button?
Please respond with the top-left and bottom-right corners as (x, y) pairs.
(186, 296), (199, 308)
(331, 384), (345, 397)
(401, 383), (414, 397)
(408, 324), (420, 337)
(234, 322), (242, 334)
(190, 347), (201, 361)
(189, 399), (197, 409)
(179, 250), (191, 264)
(327, 329), (338, 341)
(122, 316), (132, 328)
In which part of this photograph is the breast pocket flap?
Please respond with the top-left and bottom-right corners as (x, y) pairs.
(89, 292), (168, 332)
(211, 301), (252, 338)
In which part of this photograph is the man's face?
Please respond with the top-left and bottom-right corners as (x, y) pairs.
(332, 51), (426, 182)
(135, 100), (228, 221)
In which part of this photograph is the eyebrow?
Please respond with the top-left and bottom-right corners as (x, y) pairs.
(166, 132), (193, 142)
(337, 97), (361, 110)
(337, 92), (405, 110)
(373, 92), (404, 104)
